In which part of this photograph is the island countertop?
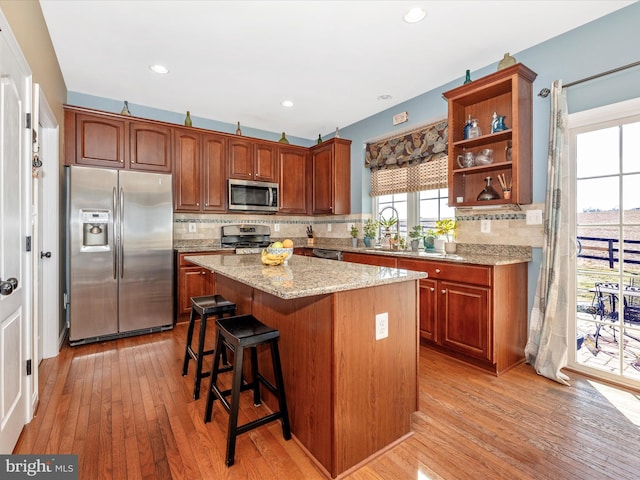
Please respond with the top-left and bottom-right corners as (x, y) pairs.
(185, 253), (426, 300)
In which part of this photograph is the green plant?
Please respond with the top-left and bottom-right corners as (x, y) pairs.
(363, 218), (379, 238)
(350, 224), (359, 238)
(379, 215), (398, 230)
(425, 229), (437, 237)
(435, 219), (456, 242)
(408, 225), (424, 239)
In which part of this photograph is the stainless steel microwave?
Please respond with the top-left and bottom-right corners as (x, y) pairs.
(228, 179), (279, 212)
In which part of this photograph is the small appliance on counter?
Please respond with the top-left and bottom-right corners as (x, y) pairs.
(221, 224), (271, 254)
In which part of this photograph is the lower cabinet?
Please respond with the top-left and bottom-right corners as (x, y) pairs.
(396, 257), (527, 375)
(175, 251), (231, 322)
(342, 251), (397, 267)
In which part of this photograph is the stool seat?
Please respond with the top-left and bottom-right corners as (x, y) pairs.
(182, 294), (236, 400)
(204, 314), (291, 467)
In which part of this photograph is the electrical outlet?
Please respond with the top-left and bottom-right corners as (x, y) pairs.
(327, 223), (332, 232)
(526, 210), (543, 225)
(273, 223), (280, 232)
(481, 219), (491, 233)
(375, 312), (389, 340)
(188, 223), (196, 233)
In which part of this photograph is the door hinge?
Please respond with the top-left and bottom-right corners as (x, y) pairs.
(26, 359), (32, 376)
(25, 113), (31, 129)
(26, 235), (32, 252)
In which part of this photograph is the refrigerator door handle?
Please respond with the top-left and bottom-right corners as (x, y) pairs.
(113, 186), (117, 279)
(120, 187), (124, 279)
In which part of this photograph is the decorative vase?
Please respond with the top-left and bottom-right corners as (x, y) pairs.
(120, 100), (131, 116)
(236, 121), (242, 135)
(477, 176), (501, 201)
(423, 235), (435, 250)
(351, 238), (358, 248)
(498, 52), (516, 70)
(279, 132), (289, 144)
(184, 111), (192, 127)
(317, 134), (322, 144)
(463, 69), (472, 84)
(335, 127), (340, 138)
(410, 239), (420, 252)
(433, 238), (445, 253)
(363, 237), (373, 248)
(444, 242), (457, 254)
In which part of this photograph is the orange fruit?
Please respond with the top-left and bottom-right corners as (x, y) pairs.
(282, 239), (294, 248)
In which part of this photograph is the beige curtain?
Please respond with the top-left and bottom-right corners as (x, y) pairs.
(370, 156), (448, 196)
(525, 80), (571, 385)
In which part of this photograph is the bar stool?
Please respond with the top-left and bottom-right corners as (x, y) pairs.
(182, 294), (237, 400)
(204, 314), (291, 467)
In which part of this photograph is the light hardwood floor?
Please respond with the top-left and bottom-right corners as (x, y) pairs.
(14, 323), (640, 479)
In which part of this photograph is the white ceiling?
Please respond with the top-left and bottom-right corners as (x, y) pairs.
(39, 0), (634, 140)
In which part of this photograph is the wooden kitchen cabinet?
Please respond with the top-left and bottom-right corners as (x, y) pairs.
(311, 138), (351, 215)
(176, 251), (232, 321)
(396, 257), (527, 375)
(342, 251), (397, 267)
(65, 106), (171, 172)
(443, 63), (537, 207)
(66, 109), (126, 168)
(173, 129), (227, 212)
(228, 138), (278, 182)
(129, 121), (172, 172)
(278, 145), (310, 214)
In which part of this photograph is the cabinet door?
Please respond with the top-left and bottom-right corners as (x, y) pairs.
(178, 266), (214, 315)
(419, 279), (438, 342)
(279, 147), (309, 214)
(202, 133), (227, 212)
(129, 121), (172, 172)
(312, 143), (333, 214)
(254, 143), (278, 182)
(228, 138), (253, 180)
(174, 129), (201, 211)
(342, 252), (397, 267)
(75, 113), (126, 168)
(439, 281), (491, 361)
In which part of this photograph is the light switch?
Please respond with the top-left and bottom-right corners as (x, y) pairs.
(273, 223), (280, 232)
(481, 219), (491, 233)
(188, 223), (196, 233)
(526, 210), (543, 225)
(327, 223), (332, 232)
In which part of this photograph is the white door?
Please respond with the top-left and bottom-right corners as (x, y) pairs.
(0, 19), (32, 453)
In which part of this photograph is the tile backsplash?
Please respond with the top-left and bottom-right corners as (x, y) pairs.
(174, 202), (545, 249)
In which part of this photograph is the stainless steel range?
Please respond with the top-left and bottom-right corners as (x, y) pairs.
(221, 224), (271, 254)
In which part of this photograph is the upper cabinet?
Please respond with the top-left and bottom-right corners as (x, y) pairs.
(278, 145), (309, 215)
(64, 106), (171, 173)
(311, 138), (351, 215)
(228, 138), (278, 183)
(443, 64), (537, 207)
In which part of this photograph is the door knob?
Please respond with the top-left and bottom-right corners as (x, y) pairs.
(41, 251), (52, 258)
(0, 277), (18, 296)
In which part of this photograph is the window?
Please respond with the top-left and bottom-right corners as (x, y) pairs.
(373, 188), (454, 238)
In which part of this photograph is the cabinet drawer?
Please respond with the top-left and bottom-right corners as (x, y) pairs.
(178, 251), (230, 267)
(396, 258), (492, 287)
(343, 252), (397, 267)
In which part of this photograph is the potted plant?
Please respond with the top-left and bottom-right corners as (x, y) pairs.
(408, 225), (423, 252)
(423, 229), (436, 250)
(363, 218), (379, 247)
(350, 224), (359, 248)
(379, 215), (398, 248)
(435, 219), (457, 253)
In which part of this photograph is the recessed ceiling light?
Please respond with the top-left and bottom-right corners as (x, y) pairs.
(403, 7), (426, 23)
(281, 100), (294, 108)
(377, 94), (392, 101)
(149, 64), (169, 74)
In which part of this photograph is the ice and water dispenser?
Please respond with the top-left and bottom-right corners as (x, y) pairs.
(80, 210), (110, 250)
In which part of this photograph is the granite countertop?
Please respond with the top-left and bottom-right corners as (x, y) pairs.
(184, 253), (426, 300)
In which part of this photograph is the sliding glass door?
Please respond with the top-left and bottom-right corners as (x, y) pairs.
(570, 102), (640, 388)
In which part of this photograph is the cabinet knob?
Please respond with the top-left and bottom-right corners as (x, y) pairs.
(441, 289), (447, 294)
(201, 271), (206, 275)
(435, 268), (441, 274)
(196, 203), (200, 206)
(429, 287), (435, 292)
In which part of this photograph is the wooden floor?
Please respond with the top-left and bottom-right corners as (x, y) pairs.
(14, 322), (640, 480)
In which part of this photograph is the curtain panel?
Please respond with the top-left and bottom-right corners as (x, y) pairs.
(365, 119), (448, 170)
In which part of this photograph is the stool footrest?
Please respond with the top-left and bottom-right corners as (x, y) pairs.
(235, 412), (285, 436)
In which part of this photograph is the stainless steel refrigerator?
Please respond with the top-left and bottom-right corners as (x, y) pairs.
(66, 166), (173, 345)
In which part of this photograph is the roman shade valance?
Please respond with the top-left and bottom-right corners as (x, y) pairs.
(366, 119), (448, 196)
(364, 119), (448, 170)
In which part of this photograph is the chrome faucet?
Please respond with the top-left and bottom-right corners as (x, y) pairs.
(378, 206), (400, 247)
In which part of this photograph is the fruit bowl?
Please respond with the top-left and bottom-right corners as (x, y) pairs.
(267, 247), (293, 260)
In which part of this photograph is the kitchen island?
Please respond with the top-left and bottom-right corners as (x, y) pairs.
(185, 253), (426, 479)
